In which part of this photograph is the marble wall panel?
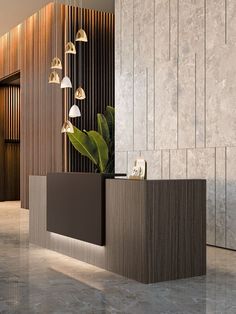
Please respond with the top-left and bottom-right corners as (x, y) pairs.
(178, 56), (196, 148)
(155, 0), (169, 61)
(120, 0), (134, 74)
(206, 45), (236, 147)
(155, 60), (178, 150)
(215, 147), (226, 248)
(170, 149), (187, 179)
(226, 147), (236, 249)
(187, 149), (216, 245)
(115, 152), (128, 175)
(228, 0), (236, 45)
(115, 72), (133, 152)
(133, 69), (147, 151)
(141, 151), (162, 180)
(161, 150), (170, 179)
(115, 0), (121, 74)
(115, 0), (236, 250)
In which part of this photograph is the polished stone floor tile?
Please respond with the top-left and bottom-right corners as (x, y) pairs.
(0, 201), (236, 313)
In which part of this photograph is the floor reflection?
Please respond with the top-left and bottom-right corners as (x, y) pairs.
(0, 202), (235, 313)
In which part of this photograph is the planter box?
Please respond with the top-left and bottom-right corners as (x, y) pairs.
(47, 173), (113, 246)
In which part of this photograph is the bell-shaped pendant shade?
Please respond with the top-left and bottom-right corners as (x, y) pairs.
(61, 120), (74, 134)
(61, 76), (72, 89)
(51, 57), (63, 70)
(65, 42), (76, 54)
(69, 104), (81, 118)
(49, 71), (60, 84)
(75, 29), (88, 42)
(75, 87), (86, 100)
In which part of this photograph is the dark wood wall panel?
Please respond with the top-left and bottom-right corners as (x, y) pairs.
(4, 86), (20, 142)
(0, 86), (20, 200)
(65, 6), (114, 172)
(4, 143), (20, 200)
(0, 88), (5, 201)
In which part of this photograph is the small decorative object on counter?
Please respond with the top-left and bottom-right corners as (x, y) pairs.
(129, 159), (147, 180)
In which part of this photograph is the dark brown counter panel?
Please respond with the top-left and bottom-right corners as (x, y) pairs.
(106, 179), (206, 283)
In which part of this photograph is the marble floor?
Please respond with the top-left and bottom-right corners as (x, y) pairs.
(0, 203), (236, 314)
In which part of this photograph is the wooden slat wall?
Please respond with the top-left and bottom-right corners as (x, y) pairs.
(0, 86), (20, 200)
(65, 6), (115, 172)
(4, 86), (20, 142)
(20, 4), (64, 208)
(0, 26), (21, 79)
(0, 3), (64, 208)
(0, 3), (114, 208)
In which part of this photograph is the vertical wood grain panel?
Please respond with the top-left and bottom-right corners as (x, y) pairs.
(20, 3), (64, 208)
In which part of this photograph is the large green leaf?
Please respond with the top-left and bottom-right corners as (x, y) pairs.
(68, 126), (98, 166)
(104, 106), (114, 140)
(87, 131), (108, 173)
(97, 113), (110, 145)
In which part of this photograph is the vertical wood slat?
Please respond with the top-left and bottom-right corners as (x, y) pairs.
(3, 86), (20, 142)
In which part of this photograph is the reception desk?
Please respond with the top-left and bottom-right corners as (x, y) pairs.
(29, 175), (206, 283)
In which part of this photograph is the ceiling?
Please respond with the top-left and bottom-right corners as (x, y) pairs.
(0, 0), (114, 37)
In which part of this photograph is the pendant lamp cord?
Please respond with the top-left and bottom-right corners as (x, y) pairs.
(81, 0), (83, 29)
(80, 0), (82, 85)
(55, 0), (58, 56)
(74, 0), (76, 96)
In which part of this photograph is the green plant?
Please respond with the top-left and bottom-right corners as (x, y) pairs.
(67, 106), (115, 173)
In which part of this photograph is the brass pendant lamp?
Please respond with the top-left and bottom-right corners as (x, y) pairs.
(51, 57), (63, 70)
(49, 0), (62, 83)
(75, 87), (86, 100)
(75, 0), (88, 42)
(61, 120), (74, 133)
(65, 42), (76, 54)
(49, 71), (60, 84)
(65, 1), (76, 54)
(74, 0), (86, 100)
(61, 1), (73, 89)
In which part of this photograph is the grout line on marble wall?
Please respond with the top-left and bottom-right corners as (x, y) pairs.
(204, 0), (207, 148)
(117, 145), (236, 153)
(153, 0), (156, 150)
(177, 57), (179, 149)
(146, 68), (149, 151)
(225, 147), (227, 247)
(132, 0), (135, 151)
(195, 53), (197, 148)
(120, 0), (122, 75)
(225, 0), (228, 45)
(177, 0), (179, 149)
(177, 0), (179, 59)
(215, 147), (217, 246)
(169, 0), (171, 60)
